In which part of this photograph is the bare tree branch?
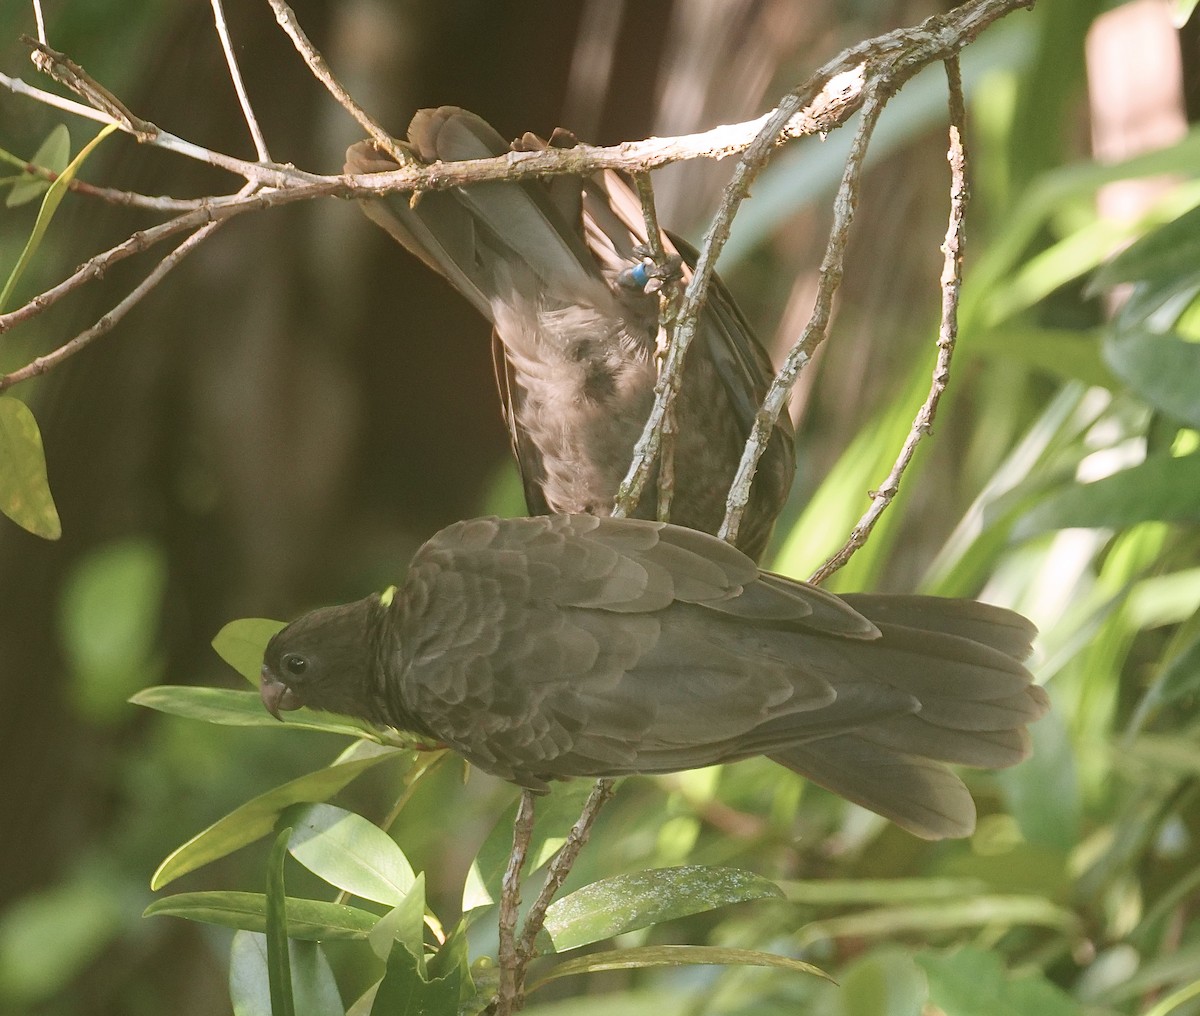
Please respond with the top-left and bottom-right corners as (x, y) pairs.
(808, 55), (970, 585)
(210, 0), (272, 162)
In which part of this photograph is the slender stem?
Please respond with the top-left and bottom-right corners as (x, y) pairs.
(265, 0), (410, 164)
(494, 791), (536, 1016)
(808, 56), (969, 584)
(210, 0), (272, 162)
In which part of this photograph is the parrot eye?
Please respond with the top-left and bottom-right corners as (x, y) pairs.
(283, 654), (308, 676)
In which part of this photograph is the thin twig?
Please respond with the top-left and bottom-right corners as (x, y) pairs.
(0, 219), (224, 392)
(264, 0), (410, 165)
(629, 172), (679, 524)
(31, 0), (47, 44)
(808, 56), (970, 585)
(210, 0), (272, 162)
(717, 82), (888, 548)
(0, 183), (343, 338)
(495, 790), (537, 1016)
(517, 779), (616, 961)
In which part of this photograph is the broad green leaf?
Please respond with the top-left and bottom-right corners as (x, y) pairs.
(835, 948), (927, 1016)
(286, 803), (415, 906)
(1014, 453), (1200, 538)
(59, 538), (166, 723)
(917, 948), (1079, 1016)
(531, 945), (829, 990)
(1104, 334), (1200, 428)
(150, 740), (404, 889)
(265, 830), (296, 1016)
(214, 618), (287, 684)
(367, 873), (425, 967)
(460, 860), (492, 913)
(544, 865), (783, 952)
(369, 879), (465, 1016)
(998, 701), (1080, 852)
(230, 932), (343, 1016)
(0, 870), (121, 1006)
(6, 125), (70, 208)
(0, 396), (61, 539)
(144, 892), (378, 940)
(129, 685), (387, 740)
(1, 122), (118, 311)
(1091, 202), (1200, 290)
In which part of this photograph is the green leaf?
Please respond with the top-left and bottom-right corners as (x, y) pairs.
(1014, 453), (1200, 538)
(1, 122), (118, 312)
(836, 948), (927, 1016)
(917, 948), (1080, 1016)
(367, 873), (426, 968)
(145, 891), (379, 940)
(129, 685), (388, 740)
(229, 932), (343, 1016)
(285, 803), (416, 905)
(150, 740), (404, 889)
(1104, 334), (1200, 428)
(1092, 203), (1200, 291)
(460, 860), (492, 913)
(0, 396), (61, 539)
(531, 945), (829, 990)
(1128, 633), (1200, 733)
(59, 538), (166, 723)
(6, 124), (70, 208)
(213, 617), (287, 684)
(266, 829), (296, 1016)
(543, 865), (783, 952)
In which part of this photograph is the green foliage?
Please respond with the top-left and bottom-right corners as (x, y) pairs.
(0, 394), (60, 539)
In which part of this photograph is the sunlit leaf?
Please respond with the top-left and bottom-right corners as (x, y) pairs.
(367, 873), (425, 967)
(1092, 203), (1200, 291)
(60, 538), (166, 723)
(544, 866), (782, 952)
(531, 944), (829, 990)
(0, 395), (61, 539)
(129, 685), (388, 740)
(6, 124), (70, 208)
(144, 892), (378, 940)
(0, 123), (118, 312)
(285, 803), (416, 906)
(917, 947), (1078, 1016)
(1104, 334), (1200, 428)
(214, 618), (287, 684)
(265, 829), (296, 1016)
(1014, 453), (1200, 537)
(836, 948), (928, 1016)
(229, 932), (343, 1016)
(150, 741), (405, 889)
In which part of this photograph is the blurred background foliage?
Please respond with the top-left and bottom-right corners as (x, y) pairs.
(2, 0), (1200, 1013)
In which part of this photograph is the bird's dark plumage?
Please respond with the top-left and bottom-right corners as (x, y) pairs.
(261, 515), (1048, 840)
(345, 107), (795, 561)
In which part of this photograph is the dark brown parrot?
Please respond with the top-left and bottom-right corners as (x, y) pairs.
(345, 107), (795, 561)
(260, 515), (1048, 840)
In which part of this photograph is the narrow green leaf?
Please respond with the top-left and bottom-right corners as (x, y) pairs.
(285, 803), (416, 905)
(1092, 203), (1200, 290)
(266, 829), (296, 1016)
(230, 932), (343, 1016)
(531, 945), (830, 991)
(129, 685), (388, 740)
(544, 865), (783, 952)
(1, 122), (118, 312)
(144, 891), (378, 940)
(0, 396), (61, 539)
(1104, 333), (1200, 428)
(1014, 453), (1200, 538)
(6, 124), (70, 208)
(150, 741), (404, 889)
(213, 618), (287, 684)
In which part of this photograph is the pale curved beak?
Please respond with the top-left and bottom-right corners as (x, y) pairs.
(260, 666), (302, 720)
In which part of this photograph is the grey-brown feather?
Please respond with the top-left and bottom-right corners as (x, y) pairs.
(345, 107), (795, 561)
(335, 515), (1049, 840)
